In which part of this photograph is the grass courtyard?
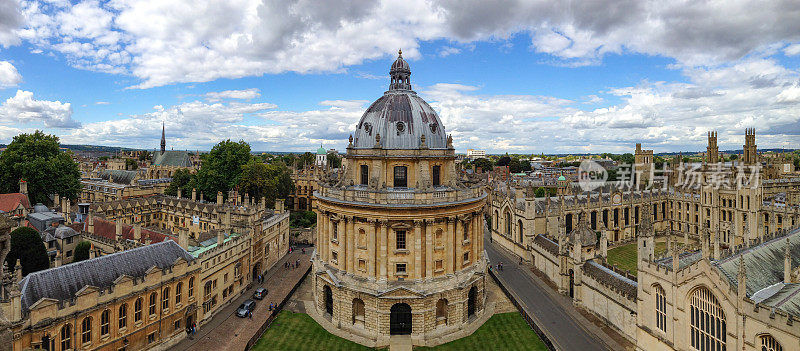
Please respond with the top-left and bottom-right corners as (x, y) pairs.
(606, 241), (668, 276)
(251, 311), (547, 351)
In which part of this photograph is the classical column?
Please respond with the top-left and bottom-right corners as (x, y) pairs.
(445, 217), (454, 274)
(368, 219), (376, 278)
(455, 218), (463, 269)
(472, 213), (479, 264)
(379, 221), (388, 280)
(318, 212), (326, 261)
(338, 219), (345, 269)
(425, 220), (433, 278)
(347, 216), (355, 272)
(414, 220), (422, 279)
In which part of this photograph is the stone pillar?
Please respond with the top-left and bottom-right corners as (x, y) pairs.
(192, 188), (197, 201)
(455, 218), (463, 269)
(177, 188), (182, 199)
(346, 216), (355, 273)
(448, 217), (456, 273)
(337, 219), (345, 269)
(445, 218), (453, 274)
(379, 221), (388, 280)
(319, 213), (327, 261)
(473, 213), (480, 264)
(414, 220), (422, 279)
(179, 228), (189, 250)
(368, 219), (376, 278)
(115, 220), (123, 242)
(425, 220), (433, 278)
(134, 224), (142, 242)
(217, 191), (223, 206)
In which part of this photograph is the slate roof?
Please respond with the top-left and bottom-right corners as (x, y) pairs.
(152, 150), (192, 168)
(584, 259), (637, 301)
(42, 225), (80, 242)
(655, 250), (703, 269)
(0, 193), (30, 213)
(533, 234), (559, 255)
(18, 240), (193, 312)
(755, 283), (800, 316)
(98, 169), (138, 185)
(715, 228), (800, 297)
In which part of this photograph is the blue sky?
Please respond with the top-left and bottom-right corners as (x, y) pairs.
(0, 0), (799, 154)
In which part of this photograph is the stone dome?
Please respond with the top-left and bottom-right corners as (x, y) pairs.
(352, 51), (448, 150)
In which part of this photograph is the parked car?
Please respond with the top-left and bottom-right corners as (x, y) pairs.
(236, 300), (256, 317)
(253, 288), (268, 300)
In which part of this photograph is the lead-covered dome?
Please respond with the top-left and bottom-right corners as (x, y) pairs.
(352, 50), (447, 150)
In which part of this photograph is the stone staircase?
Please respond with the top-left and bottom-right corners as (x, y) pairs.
(388, 335), (412, 351)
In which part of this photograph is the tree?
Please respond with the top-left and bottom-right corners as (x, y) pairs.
(534, 187), (547, 197)
(729, 154), (739, 160)
(509, 158), (522, 173)
(5, 227), (49, 276)
(193, 140), (252, 201)
(497, 154), (511, 166)
(473, 158), (493, 172)
(290, 211), (317, 228)
(73, 241), (91, 262)
(0, 131), (81, 204)
(327, 153), (342, 169)
(237, 160), (294, 207)
(298, 152), (315, 167)
(165, 168), (195, 197)
(125, 158), (138, 170)
(138, 150), (151, 161)
(519, 160), (532, 172)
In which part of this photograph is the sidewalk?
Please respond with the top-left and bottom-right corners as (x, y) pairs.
(172, 247), (312, 351)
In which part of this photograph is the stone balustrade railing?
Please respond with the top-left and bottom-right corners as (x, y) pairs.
(316, 184), (485, 206)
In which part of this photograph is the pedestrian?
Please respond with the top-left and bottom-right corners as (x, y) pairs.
(192, 323), (196, 336)
(248, 310), (253, 319)
(302, 248), (305, 254)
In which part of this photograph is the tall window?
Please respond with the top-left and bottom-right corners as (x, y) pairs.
(162, 287), (170, 310)
(760, 335), (783, 351)
(188, 277), (195, 298)
(396, 230), (406, 250)
(149, 292), (157, 316)
(432, 165), (441, 187)
(689, 287), (726, 351)
(119, 303), (127, 329)
(360, 165), (369, 185)
(176, 282), (183, 304)
(393, 166), (407, 187)
(81, 317), (92, 344)
(100, 309), (110, 336)
(134, 298), (143, 322)
(654, 285), (667, 332)
(61, 324), (72, 350)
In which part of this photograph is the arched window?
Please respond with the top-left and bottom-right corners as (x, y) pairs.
(760, 335), (783, 351)
(134, 298), (143, 322)
(654, 285), (666, 332)
(61, 324), (72, 350)
(436, 298), (448, 326)
(118, 303), (128, 329)
(149, 292), (157, 316)
(517, 220), (523, 243)
(494, 210), (498, 230)
(689, 287), (726, 351)
(176, 282), (183, 304)
(352, 298), (365, 327)
(188, 277), (195, 298)
(81, 317), (92, 344)
(100, 309), (110, 336)
(162, 287), (170, 310)
(505, 210), (512, 236)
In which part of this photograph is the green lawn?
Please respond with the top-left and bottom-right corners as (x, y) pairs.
(606, 241), (668, 276)
(417, 312), (548, 351)
(251, 311), (547, 351)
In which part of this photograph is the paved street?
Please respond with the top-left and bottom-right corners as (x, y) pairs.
(485, 230), (618, 351)
(172, 247), (312, 351)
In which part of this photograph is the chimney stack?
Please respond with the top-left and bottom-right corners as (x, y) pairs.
(87, 213), (94, 234)
(217, 191), (223, 206)
(785, 238), (792, 284)
(179, 228), (189, 250)
(134, 224), (142, 242)
(177, 188), (182, 199)
(18, 180), (27, 195)
(115, 220), (123, 242)
(192, 188), (197, 201)
(275, 199), (284, 213)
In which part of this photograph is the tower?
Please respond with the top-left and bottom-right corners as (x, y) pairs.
(743, 128), (757, 165)
(637, 204), (655, 267)
(160, 121), (166, 155)
(315, 145), (327, 168)
(312, 52), (486, 344)
(706, 131), (719, 163)
(634, 143), (654, 187)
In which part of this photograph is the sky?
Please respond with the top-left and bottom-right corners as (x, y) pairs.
(0, 0), (799, 154)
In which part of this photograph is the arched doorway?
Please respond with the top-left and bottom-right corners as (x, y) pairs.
(568, 269), (574, 298)
(467, 286), (477, 317)
(252, 262), (261, 281)
(323, 286), (333, 316)
(390, 303), (412, 335)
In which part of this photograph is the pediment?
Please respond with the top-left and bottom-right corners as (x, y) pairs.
(378, 286), (423, 298)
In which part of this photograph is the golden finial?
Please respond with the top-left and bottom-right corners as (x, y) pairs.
(398, 49), (402, 56)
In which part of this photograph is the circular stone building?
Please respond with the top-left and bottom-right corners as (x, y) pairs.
(312, 51), (488, 346)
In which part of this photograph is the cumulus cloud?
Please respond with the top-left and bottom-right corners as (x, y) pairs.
(0, 61), (21, 88)
(17, 0), (800, 87)
(0, 0), (21, 47)
(0, 90), (78, 128)
(205, 88), (260, 102)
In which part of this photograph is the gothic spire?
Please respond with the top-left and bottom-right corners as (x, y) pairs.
(160, 121), (166, 154)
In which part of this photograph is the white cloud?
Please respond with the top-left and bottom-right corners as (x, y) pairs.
(94, 101), (110, 105)
(438, 46), (460, 57)
(0, 90), (78, 128)
(205, 88), (260, 102)
(0, 0), (21, 47)
(0, 61), (22, 88)
(784, 43), (800, 56)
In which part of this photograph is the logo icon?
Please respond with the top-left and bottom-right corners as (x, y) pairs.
(578, 160), (608, 192)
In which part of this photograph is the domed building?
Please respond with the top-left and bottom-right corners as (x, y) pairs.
(312, 51), (488, 346)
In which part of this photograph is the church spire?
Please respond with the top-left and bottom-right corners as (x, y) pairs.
(160, 121), (166, 154)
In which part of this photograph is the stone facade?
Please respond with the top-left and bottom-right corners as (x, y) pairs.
(311, 52), (488, 347)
